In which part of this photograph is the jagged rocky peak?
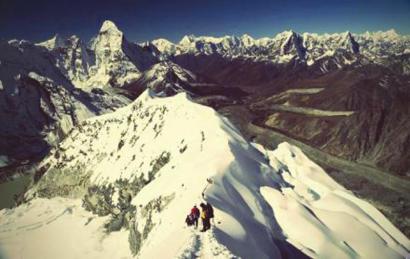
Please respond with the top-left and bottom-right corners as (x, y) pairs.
(99, 20), (122, 35)
(37, 33), (65, 50)
(86, 20), (158, 88)
(92, 20), (125, 48)
(68, 34), (80, 44)
(342, 31), (360, 54)
(90, 20), (131, 70)
(179, 34), (196, 45)
(240, 33), (255, 46)
(57, 35), (94, 85)
(274, 30), (298, 41)
(89, 20), (127, 54)
(151, 38), (176, 53)
(278, 30), (306, 58)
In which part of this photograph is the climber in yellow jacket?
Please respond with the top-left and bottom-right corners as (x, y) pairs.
(199, 202), (212, 232)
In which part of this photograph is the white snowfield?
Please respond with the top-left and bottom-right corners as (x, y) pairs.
(0, 90), (409, 259)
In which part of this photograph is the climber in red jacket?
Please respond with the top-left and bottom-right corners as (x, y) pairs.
(191, 205), (200, 228)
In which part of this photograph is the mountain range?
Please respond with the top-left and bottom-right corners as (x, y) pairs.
(1, 20), (409, 175)
(0, 20), (409, 259)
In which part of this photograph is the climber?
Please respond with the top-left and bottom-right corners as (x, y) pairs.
(205, 202), (214, 221)
(191, 205), (200, 228)
(200, 202), (211, 232)
(185, 214), (194, 227)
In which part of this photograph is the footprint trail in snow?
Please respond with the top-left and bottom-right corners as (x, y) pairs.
(178, 227), (238, 259)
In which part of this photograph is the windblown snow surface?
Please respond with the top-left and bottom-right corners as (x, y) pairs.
(0, 90), (409, 259)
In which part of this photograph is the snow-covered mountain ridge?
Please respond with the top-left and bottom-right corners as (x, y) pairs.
(30, 20), (410, 81)
(1, 89), (408, 259)
(151, 29), (410, 69)
(3, 20), (408, 97)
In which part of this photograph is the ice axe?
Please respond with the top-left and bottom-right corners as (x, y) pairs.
(201, 177), (214, 199)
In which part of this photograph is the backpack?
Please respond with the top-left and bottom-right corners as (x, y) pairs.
(191, 207), (200, 218)
(185, 215), (193, 226)
(206, 204), (214, 218)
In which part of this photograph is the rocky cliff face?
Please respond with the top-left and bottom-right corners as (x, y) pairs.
(251, 67), (410, 176)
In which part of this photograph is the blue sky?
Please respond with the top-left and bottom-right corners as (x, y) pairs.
(0, 0), (409, 43)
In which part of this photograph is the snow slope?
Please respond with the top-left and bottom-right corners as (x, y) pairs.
(259, 143), (410, 258)
(0, 90), (409, 259)
(0, 198), (132, 259)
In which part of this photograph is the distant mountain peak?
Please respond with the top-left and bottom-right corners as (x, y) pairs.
(342, 31), (360, 54)
(152, 38), (174, 45)
(241, 33), (254, 39)
(278, 30), (306, 58)
(69, 34), (80, 41)
(99, 20), (122, 35)
(179, 34), (196, 45)
(240, 34), (255, 46)
(364, 29), (401, 41)
(385, 29), (399, 37)
(37, 33), (65, 50)
(277, 30), (298, 38)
